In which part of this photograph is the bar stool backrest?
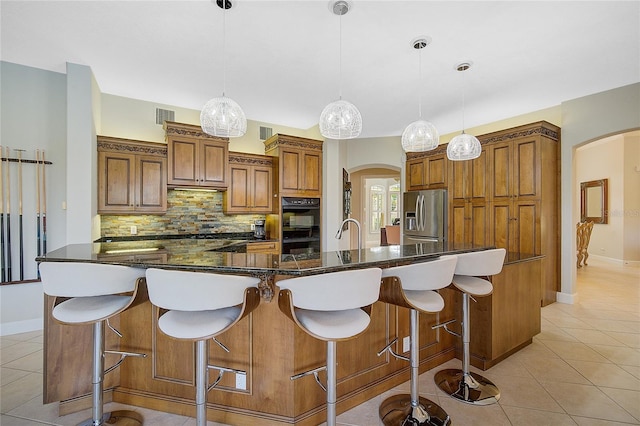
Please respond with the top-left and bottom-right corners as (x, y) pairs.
(381, 256), (457, 291)
(40, 262), (144, 297)
(145, 268), (260, 311)
(454, 248), (506, 277)
(278, 268), (382, 311)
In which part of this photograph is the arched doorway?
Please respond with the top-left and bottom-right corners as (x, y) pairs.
(348, 166), (401, 248)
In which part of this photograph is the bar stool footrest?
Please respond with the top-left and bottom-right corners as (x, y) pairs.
(379, 394), (451, 426)
(434, 368), (500, 406)
(104, 350), (147, 375)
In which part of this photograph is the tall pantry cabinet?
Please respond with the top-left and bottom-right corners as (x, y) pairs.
(406, 121), (560, 306)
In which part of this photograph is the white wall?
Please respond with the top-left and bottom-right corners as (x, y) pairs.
(559, 83), (640, 304)
(576, 136), (625, 260)
(623, 133), (640, 263)
(0, 61), (67, 335)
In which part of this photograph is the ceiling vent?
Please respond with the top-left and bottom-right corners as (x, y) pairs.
(156, 108), (175, 125)
(259, 126), (273, 141)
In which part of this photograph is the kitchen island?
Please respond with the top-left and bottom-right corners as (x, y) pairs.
(38, 240), (542, 425)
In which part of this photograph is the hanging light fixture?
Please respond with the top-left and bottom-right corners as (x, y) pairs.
(447, 62), (481, 161)
(401, 36), (439, 152)
(319, 1), (362, 140)
(200, 0), (247, 138)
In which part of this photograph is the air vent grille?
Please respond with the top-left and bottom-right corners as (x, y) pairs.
(156, 108), (175, 125)
(259, 126), (273, 140)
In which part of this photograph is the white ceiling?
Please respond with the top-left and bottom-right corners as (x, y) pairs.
(2, 1), (639, 138)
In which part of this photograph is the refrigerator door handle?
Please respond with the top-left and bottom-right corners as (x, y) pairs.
(415, 195), (421, 232)
(419, 195), (426, 232)
(407, 236), (440, 242)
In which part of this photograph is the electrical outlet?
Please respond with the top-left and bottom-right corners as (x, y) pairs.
(236, 373), (247, 390)
(251, 223), (255, 231)
(403, 336), (410, 353)
(130, 225), (137, 235)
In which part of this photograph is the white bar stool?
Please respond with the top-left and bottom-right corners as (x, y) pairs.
(145, 268), (260, 426)
(39, 262), (147, 426)
(277, 267), (382, 426)
(434, 248), (506, 405)
(376, 256), (457, 426)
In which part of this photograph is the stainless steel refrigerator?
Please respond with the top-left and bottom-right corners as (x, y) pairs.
(402, 189), (447, 244)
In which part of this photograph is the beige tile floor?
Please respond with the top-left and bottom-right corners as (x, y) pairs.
(1, 257), (639, 425)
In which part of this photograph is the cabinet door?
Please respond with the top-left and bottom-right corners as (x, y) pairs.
(226, 164), (251, 213)
(302, 151), (321, 194)
(512, 138), (539, 200)
(136, 155), (167, 213)
(98, 151), (135, 213)
(469, 202), (489, 247)
(489, 199), (511, 251)
(489, 141), (512, 200)
(168, 138), (198, 186)
(407, 158), (426, 190)
(281, 149), (301, 193)
(450, 199), (467, 246)
(200, 140), (228, 188)
(511, 200), (540, 255)
(252, 166), (273, 212)
(426, 154), (447, 187)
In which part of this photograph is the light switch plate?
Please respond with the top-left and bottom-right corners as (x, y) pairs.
(236, 373), (247, 390)
(403, 336), (410, 353)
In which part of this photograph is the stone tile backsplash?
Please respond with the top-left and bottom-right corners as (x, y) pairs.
(100, 190), (265, 238)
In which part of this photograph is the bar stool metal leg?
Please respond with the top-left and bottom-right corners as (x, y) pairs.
(379, 310), (451, 426)
(327, 341), (337, 426)
(434, 293), (500, 405)
(195, 340), (207, 426)
(78, 321), (143, 426)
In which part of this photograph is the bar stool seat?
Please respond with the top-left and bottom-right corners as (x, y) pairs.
(40, 262), (147, 426)
(278, 267), (382, 426)
(145, 268), (261, 426)
(377, 256), (457, 426)
(435, 248), (506, 406)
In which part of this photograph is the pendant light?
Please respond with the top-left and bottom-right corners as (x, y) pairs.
(447, 62), (481, 161)
(319, 1), (362, 140)
(401, 36), (439, 152)
(200, 0), (247, 138)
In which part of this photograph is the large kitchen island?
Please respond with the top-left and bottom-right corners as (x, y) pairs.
(38, 240), (542, 426)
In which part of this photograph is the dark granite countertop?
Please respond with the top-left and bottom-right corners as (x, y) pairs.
(37, 238), (542, 277)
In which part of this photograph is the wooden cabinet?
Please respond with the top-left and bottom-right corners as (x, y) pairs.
(468, 256), (542, 369)
(406, 151), (448, 191)
(246, 241), (278, 254)
(164, 121), (229, 189)
(97, 136), (167, 214)
(223, 152), (273, 214)
(409, 121), (560, 306)
(264, 134), (323, 197)
(449, 150), (489, 247)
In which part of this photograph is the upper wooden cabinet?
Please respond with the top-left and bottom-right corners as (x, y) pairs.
(98, 136), (167, 214)
(223, 152), (273, 214)
(406, 150), (448, 191)
(264, 134), (323, 197)
(164, 121), (229, 189)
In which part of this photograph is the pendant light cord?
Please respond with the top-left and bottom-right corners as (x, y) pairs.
(418, 48), (423, 119)
(222, 0), (227, 97)
(460, 68), (466, 132)
(338, 13), (343, 100)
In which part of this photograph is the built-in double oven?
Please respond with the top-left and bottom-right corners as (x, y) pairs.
(281, 197), (320, 255)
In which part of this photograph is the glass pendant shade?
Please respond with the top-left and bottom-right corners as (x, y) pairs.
(319, 99), (362, 139)
(447, 131), (481, 161)
(401, 119), (439, 152)
(200, 96), (247, 138)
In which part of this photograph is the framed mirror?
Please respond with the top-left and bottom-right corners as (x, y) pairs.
(580, 178), (608, 224)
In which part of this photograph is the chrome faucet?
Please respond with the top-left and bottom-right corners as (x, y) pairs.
(335, 218), (362, 251)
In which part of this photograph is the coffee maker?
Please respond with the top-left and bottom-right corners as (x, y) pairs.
(253, 219), (266, 239)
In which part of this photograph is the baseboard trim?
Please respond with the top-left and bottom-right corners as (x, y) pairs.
(556, 291), (577, 305)
(0, 318), (44, 336)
